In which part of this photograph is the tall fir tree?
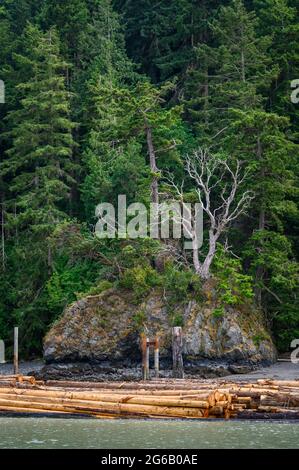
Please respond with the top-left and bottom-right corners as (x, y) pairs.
(184, 0), (277, 141)
(0, 24), (77, 354)
(1, 24), (76, 248)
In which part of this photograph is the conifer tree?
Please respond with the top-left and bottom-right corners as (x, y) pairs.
(253, 0), (299, 146)
(185, 0), (277, 140)
(82, 78), (184, 215)
(226, 109), (298, 305)
(1, 25), (76, 243)
(39, 0), (88, 61)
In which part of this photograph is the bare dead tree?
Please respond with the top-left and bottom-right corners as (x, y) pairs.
(165, 148), (254, 279)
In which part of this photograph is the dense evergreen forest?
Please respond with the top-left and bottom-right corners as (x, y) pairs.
(0, 0), (298, 357)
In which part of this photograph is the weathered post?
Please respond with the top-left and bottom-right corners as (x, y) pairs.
(141, 333), (160, 380)
(145, 337), (150, 380)
(0, 339), (5, 364)
(172, 326), (184, 378)
(14, 327), (18, 375)
(154, 336), (159, 378)
(141, 333), (148, 380)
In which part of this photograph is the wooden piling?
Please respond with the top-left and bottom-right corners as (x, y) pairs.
(145, 338), (150, 380)
(141, 333), (148, 381)
(154, 336), (159, 378)
(172, 327), (184, 378)
(0, 340), (5, 364)
(13, 327), (18, 375)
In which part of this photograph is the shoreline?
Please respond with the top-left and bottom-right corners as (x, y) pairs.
(0, 360), (298, 382)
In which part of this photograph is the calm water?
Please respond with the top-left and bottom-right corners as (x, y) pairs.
(0, 418), (298, 449)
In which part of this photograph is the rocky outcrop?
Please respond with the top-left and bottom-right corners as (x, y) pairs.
(44, 286), (276, 376)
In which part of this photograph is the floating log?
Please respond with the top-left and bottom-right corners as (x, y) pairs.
(209, 406), (224, 416)
(0, 397), (210, 418)
(0, 375), (36, 384)
(44, 380), (226, 391)
(260, 393), (299, 408)
(0, 381), (15, 388)
(0, 405), (74, 416)
(231, 403), (247, 410)
(11, 389), (209, 405)
(232, 396), (252, 405)
(257, 379), (299, 388)
(0, 391), (211, 409)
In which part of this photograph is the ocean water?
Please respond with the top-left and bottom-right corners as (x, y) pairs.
(0, 417), (298, 449)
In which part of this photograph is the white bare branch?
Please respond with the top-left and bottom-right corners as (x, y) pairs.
(165, 148), (254, 279)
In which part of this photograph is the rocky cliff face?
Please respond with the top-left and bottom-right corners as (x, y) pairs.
(44, 286), (276, 376)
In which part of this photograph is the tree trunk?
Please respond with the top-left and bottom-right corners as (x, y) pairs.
(203, 69), (209, 126)
(199, 230), (217, 279)
(255, 136), (265, 306)
(145, 122), (159, 204)
(192, 230), (202, 274)
(241, 49), (246, 82)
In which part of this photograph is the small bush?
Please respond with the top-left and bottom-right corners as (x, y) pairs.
(119, 265), (161, 299)
(212, 246), (254, 307)
(46, 259), (100, 311)
(252, 332), (270, 347)
(164, 263), (201, 302)
(120, 239), (161, 269)
(85, 280), (113, 296)
(169, 312), (184, 327)
(132, 309), (147, 330)
(212, 307), (225, 319)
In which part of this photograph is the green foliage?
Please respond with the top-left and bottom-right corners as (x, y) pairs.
(163, 262), (203, 302)
(252, 332), (270, 347)
(118, 258), (203, 309)
(132, 309), (147, 330)
(244, 230), (299, 351)
(85, 280), (113, 297)
(119, 265), (161, 300)
(273, 304), (299, 352)
(1, 24), (76, 238)
(46, 259), (105, 312)
(119, 239), (161, 269)
(212, 307), (225, 320)
(212, 246), (254, 306)
(169, 312), (184, 327)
